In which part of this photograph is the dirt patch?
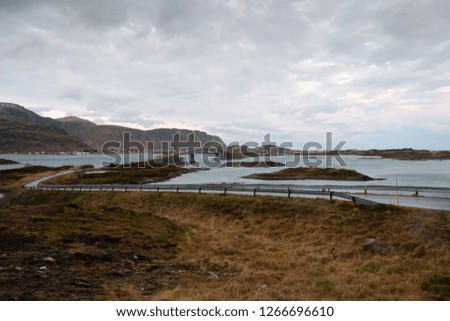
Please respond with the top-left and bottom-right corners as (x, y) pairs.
(0, 187), (449, 300)
(0, 198), (196, 300)
(0, 232), (38, 251)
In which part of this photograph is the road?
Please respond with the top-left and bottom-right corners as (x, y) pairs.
(21, 170), (450, 210)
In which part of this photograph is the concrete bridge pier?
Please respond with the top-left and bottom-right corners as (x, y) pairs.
(189, 152), (196, 164)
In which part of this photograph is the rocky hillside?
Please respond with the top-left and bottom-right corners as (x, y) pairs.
(0, 103), (225, 153)
(0, 103), (63, 128)
(0, 103), (90, 153)
(0, 119), (92, 153)
(57, 116), (225, 152)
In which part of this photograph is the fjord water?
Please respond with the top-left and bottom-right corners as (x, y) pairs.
(0, 153), (156, 170)
(159, 154), (450, 211)
(1, 153), (449, 210)
(1, 154), (450, 188)
(159, 155), (450, 189)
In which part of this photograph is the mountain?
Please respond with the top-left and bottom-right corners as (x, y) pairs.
(0, 103), (91, 153)
(0, 103), (63, 129)
(56, 116), (225, 152)
(0, 103), (225, 153)
(0, 119), (92, 153)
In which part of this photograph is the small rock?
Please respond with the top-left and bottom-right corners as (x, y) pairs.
(15, 266), (22, 271)
(207, 271), (219, 280)
(133, 255), (139, 260)
(76, 281), (92, 288)
(260, 284), (268, 289)
(39, 266), (48, 271)
(112, 269), (132, 277)
(362, 238), (389, 255)
(0, 266), (5, 272)
(43, 257), (55, 262)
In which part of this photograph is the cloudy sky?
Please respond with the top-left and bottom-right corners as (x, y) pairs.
(1, 0), (450, 149)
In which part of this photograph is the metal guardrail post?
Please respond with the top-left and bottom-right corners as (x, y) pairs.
(28, 182), (382, 207)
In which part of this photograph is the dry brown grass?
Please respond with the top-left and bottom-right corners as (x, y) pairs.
(144, 195), (449, 300)
(2, 188), (447, 300)
(0, 166), (72, 192)
(44, 166), (192, 185)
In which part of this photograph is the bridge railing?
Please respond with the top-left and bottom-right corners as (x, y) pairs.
(29, 183), (383, 206)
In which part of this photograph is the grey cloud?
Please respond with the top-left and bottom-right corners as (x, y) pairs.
(1, 0), (449, 148)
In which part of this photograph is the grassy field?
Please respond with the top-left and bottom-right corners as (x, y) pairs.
(0, 165), (73, 193)
(44, 156), (198, 185)
(244, 167), (377, 181)
(44, 166), (193, 185)
(0, 171), (448, 300)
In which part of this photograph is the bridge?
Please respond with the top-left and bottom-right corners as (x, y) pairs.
(25, 178), (382, 206)
(22, 170), (450, 209)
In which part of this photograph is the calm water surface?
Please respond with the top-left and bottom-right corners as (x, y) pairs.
(2, 154), (450, 210)
(157, 155), (450, 189)
(0, 153), (156, 170)
(2, 154), (450, 188)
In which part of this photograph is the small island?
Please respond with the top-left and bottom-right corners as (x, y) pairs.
(340, 149), (450, 161)
(0, 158), (19, 165)
(223, 161), (285, 168)
(244, 167), (378, 181)
(44, 155), (199, 185)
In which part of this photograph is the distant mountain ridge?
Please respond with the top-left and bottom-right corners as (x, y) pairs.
(57, 116), (97, 127)
(0, 119), (91, 153)
(56, 115), (225, 152)
(0, 102), (224, 153)
(0, 103), (64, 129)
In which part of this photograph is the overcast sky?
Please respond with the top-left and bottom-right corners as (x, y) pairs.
(1, 0), (450, 149)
